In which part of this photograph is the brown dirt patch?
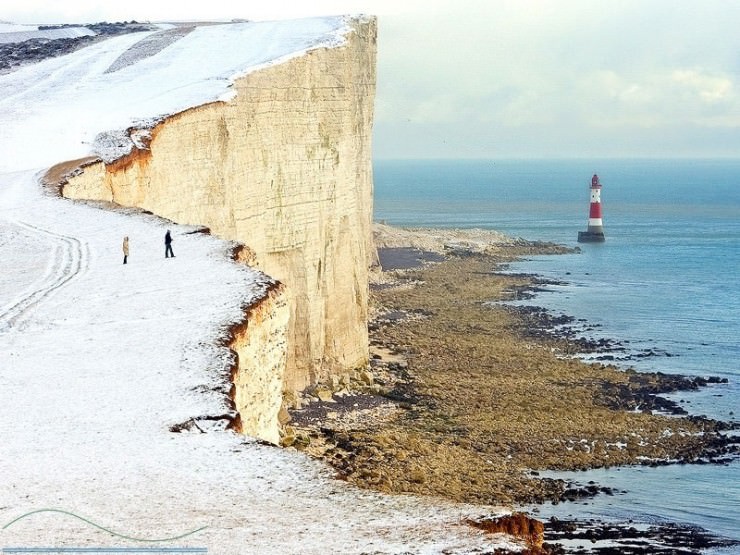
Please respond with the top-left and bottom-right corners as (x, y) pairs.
(41, 156), (100, 195)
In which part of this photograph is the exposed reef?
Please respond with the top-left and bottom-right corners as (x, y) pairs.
(284, 227), (738, 553)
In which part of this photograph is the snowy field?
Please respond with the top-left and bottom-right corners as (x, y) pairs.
(0, 17), (516, 552)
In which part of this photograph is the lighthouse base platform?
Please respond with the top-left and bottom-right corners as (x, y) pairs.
(578, 231), (605, 243)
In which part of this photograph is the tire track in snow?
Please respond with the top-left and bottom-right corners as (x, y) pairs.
(0, 221), (89, 331)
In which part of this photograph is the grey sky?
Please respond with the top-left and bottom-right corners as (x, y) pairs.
(375, 0), (740, 158)
(3, 0), (739, 158)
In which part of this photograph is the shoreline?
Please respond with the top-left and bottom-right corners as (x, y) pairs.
(285, 225), (739, 553)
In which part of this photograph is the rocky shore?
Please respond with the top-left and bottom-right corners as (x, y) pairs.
(284, 224), (739, 553)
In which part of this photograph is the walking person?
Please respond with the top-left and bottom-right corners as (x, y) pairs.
(165, 230), (175, 258)
(122, 236), (129, 264)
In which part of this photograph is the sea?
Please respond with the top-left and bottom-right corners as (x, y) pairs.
(373, 159), (740, 551)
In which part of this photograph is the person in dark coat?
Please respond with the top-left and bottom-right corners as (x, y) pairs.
(165, 230), (175, 258)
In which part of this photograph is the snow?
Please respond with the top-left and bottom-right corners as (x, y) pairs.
(0, 17), (356, 171)
(0, 23), (39, 33)
(0, 16), (518, 553)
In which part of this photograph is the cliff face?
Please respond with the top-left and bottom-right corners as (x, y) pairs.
(63, 17), (377, 439)
(229, 284), (290, 445)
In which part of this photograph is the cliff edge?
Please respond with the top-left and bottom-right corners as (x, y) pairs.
(61, 16), (377, 441)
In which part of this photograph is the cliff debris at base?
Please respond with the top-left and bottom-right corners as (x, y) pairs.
(288, 227), (738, 510)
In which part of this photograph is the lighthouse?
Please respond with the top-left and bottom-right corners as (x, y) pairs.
(577, 174), (606, 243)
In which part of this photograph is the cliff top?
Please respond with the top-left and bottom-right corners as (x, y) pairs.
(0, 15), (360, 172)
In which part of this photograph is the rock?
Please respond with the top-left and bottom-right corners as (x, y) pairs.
(280, 425), (296, 447)
(293, 434), (311, 450)
(278, 405), (292, 425)
(283, 390), (298, 408)
(315, 387), (334, 402)
(466, 513), (545, 549)
(360, 370), (374, 385)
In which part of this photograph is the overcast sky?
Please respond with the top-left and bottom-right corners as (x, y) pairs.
(3, 0), (739, 158)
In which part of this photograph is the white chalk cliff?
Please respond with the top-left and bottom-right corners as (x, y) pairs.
(61, 17), (377, 442)
(0, 18), (523, 553)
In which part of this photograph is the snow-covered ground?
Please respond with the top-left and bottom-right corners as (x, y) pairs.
(0, 16), (517, 553)
(0, 25), (95, 44)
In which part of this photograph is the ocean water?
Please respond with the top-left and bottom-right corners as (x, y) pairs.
(374, 159), (740, 548)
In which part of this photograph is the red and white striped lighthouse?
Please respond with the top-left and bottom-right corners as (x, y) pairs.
(577, 174), (605, 242)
